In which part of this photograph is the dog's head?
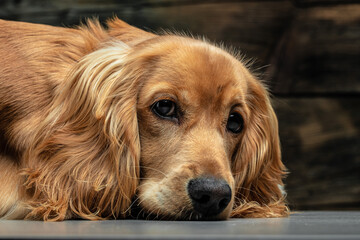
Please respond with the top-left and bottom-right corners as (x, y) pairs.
(28, 19), (288, 220)
(134, 36), (244, 220)
(130, 35), (287, 220)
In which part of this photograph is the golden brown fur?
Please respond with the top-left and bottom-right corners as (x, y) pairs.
(0, 17), (289, 221)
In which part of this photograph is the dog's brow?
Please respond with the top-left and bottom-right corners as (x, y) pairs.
(141, 82), (178, 102)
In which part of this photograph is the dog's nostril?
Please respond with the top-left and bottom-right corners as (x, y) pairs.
(219, 197), (230, 209)
(187, 177), (232, 217)
(195, 194), (211, 204)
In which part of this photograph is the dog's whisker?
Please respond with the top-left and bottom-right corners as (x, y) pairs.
(235, 186), (267, 203)
(188, 211), (193, 221)
(135, 207), (145, 219)
(121, 195), (141, 215)
(139, 166), (169, 178)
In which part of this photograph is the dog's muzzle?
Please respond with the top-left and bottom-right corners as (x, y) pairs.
(187, 177), (232, 218)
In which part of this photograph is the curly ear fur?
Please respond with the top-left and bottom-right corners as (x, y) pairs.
(21, 42), (141, 221)
(231, 79), (289, 218)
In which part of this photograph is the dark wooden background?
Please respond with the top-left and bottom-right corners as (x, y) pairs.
(1, 0), (359, 211)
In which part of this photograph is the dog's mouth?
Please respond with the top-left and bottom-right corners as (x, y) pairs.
(128, 176), (233, 221)
(127, 196), (228, 221)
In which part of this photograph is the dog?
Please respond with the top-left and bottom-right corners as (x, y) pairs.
(0, 17), (289, 221)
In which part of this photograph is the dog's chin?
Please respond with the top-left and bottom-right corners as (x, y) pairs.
(127, 197), (230, 221)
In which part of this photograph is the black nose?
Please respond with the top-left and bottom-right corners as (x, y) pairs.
(187, 177), (232, 217)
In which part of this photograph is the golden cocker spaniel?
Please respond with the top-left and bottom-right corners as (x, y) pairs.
(0, 18), (289, 221)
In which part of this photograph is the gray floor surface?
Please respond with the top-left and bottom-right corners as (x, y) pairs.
(0, 211), (359, 240)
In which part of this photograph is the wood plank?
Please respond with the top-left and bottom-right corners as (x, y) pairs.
(269, 4), (360, 94)
(1, 212), (360, 238)
(295, 0), (360, 7)
(0, 1), (294, 70)
(274, 97), (360, 209)
(124, 2), (294, 70)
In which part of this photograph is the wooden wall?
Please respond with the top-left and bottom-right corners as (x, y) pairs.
(1, 0), (359, 210)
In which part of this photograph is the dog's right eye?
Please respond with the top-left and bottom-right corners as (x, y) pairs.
(151, 100), (177, 120)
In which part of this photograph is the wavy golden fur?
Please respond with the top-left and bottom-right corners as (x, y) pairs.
(0, 17), (289, 221)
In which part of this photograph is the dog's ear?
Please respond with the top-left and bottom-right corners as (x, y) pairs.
(107, 17), (156, 46)
(231, 79), (289, 218)
(22, 42), (141, 220)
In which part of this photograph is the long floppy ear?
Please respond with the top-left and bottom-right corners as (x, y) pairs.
(22, 42), (141, 221)
(231, 79), (289, 218)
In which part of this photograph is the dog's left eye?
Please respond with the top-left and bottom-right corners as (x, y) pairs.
(151, 100), (177, 119)
(226, 112), (244, 134)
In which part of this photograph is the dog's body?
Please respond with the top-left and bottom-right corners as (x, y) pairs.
(0, 18), (288, 220)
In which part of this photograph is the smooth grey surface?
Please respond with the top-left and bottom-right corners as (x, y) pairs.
(0, 211), (360, 240)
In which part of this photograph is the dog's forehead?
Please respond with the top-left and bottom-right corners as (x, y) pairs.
(162, 38), (248, 106)
(138, 36), (251, 112)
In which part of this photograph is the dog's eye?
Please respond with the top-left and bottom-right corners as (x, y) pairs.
(152, 100), (177, 119)
(226, 112), (244, 134)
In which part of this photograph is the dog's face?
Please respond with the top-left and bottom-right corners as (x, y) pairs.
(134, 36), (254, 220)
